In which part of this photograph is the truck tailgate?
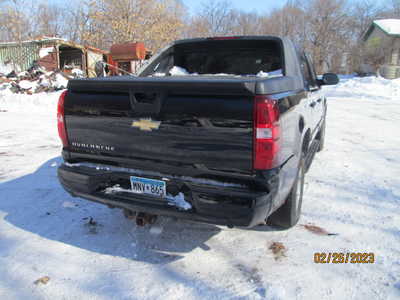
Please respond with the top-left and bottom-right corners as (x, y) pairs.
(64, 77), (256, 173)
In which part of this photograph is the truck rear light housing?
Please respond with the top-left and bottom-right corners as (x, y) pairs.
(253, 95), (280, 170)
(57, 90), (69, 147)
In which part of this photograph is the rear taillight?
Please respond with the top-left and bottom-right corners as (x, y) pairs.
(57, 90), (69, 147)
(253, 95), (280, 170)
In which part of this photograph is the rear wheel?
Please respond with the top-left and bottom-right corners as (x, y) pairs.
(267, 156), (305, 229)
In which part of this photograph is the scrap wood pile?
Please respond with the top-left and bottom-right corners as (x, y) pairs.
(0, 64), (83, 94)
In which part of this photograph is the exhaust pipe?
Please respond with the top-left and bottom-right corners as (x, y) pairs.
(135, 212), (157, 226)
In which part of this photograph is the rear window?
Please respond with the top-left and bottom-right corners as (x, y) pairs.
(141, 39), (283, 77)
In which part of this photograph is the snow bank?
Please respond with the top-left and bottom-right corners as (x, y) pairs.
(324, 76), (400, 100)
(337, 74), (357, 80)
(53, 73), (69, 89)
(18, 80), (38, 90)
(0, 70), (70, 94)
(0, 89), (62, 113)
(0, 63), (13, 75)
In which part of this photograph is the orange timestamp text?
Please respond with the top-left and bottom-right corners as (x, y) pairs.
(314, 252), (375, 264)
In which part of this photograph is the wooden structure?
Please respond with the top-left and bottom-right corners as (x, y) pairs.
(0, 37), (108, 77)
(363, 19), (400, 79)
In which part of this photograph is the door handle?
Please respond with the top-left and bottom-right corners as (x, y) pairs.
(310, 102), (316, 108)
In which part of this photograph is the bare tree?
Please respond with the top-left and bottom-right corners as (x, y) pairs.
(0, 0), (30, 42)
(232, 11), (263, 35)
(260, 1), (307, 44)
(383, 0), (400, 17)
(186, 0), (236, 37)
(395, 0), (400, 16)
(33, 3), (65, 37)
(63, 1), (92, 44)
(301, 0), (352, 73)
(78, 0), (186, 51)
(351, 0), (384, 39)
(347, 0), (386, 73)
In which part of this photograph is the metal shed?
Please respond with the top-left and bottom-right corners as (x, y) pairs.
(0, 37), (108, 77)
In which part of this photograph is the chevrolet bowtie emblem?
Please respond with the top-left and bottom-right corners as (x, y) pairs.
(131, 119), (161, 131)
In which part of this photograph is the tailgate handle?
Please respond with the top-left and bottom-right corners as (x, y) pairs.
(134, 92), (157, 104)
(129, 91), (164, 116)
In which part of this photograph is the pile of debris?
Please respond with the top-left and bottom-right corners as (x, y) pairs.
(0, 63), (82, 94)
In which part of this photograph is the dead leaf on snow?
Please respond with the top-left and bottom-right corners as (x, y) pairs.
(34, 276), (50, 285)
(301, 224), (338, 236)
(269, 242), (287, 260)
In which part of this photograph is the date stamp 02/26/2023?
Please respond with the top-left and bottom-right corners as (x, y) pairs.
(314, 252), (375, 264)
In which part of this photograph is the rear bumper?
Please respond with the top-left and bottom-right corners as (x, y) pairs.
(58, 163), (279, 228)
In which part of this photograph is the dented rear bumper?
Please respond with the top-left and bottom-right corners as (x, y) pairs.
(57, 163), (279, 228)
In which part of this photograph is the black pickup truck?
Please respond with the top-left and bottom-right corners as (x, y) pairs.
(57, 36), (338, 229)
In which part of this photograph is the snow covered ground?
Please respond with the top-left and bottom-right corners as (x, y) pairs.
(0, 77), (399, 300)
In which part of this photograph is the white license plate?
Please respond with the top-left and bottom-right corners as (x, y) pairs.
(130, 176), (166, 198)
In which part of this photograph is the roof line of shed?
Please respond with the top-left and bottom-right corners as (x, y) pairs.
(374, 21), (400, 37)
(363, 20), (400, 41)
(0, 37), (108, 53)
(0, 37), (68, 47)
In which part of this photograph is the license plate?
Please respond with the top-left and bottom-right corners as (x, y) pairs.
(130, 176), (166, 198)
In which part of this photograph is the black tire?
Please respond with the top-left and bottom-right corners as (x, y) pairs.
(317, 119), (326, 152)
(267, 156), (305, 229)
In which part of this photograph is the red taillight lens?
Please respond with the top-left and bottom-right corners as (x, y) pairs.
(57, 90), (69, 147)
(253, 95), (280, 170)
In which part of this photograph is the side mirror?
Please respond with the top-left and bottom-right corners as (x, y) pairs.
(320, 73), (339, 85)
